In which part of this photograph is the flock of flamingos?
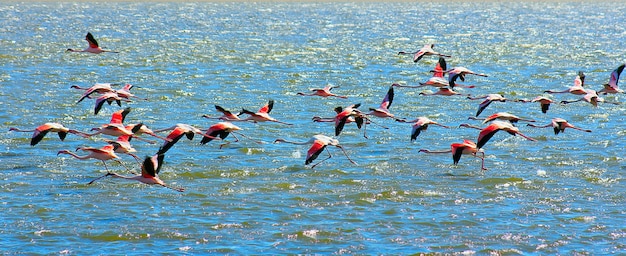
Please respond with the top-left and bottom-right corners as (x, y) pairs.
(8, 33), (626, 192)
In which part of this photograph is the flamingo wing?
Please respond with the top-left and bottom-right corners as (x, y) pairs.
(476, 99), (493, 117)
(608, 64), (625, 89)
(258, 100), (274, 114)
(380, 86), (394, 110)
(451, 144), (465, 165)
(306, 140), (327, 165)
(110, 107), (131, 124)
(85, 32), (99, 48)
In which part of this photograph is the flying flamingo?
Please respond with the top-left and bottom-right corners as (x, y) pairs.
(104, 135), (141, 163)
(9, 123), (90, 146)
(88, 154), (185, 192)
(395, 117), (450, 141)
(154, 123), (220, 154)
(468, 94), (507, 117)
(200, 122), (261, 148)
(367, 86), (395, 118)
(240, 100), (293, 125)
(419, 87), (469, 96)
(125, 123), (170, 142)
(57, 144), (126, 172)
(598, 64), (625, 94)
(526, 118), (592, 135)
(419, 139), (487, 170)
(274, 134), (357, 168)
(202, 105), (242, 121)
(72, 83), (117, 103)
(67, 32), (119, 54)
(515, 96), (554, 114)
(297, 84), (348, 98)
(115, 84), (146, 101)
(398, 44), (451, 63)
(545, 72), (587, 95)
(560, 89), (620, 107)
(334, 103), (364, 136)
(445, 67), (488, 90)
(476, 121), (537, 149)
(468, 112), (535, 124)
(94, 92), (131, 115)
(393, 58), (451, 89)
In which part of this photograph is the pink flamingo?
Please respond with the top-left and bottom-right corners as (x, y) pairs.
(396, 117), (450, 141)
(367, 86), (395, 118)
(88, 154), (185, 192)
(200, 122), (261, 148)
(419, 139), (487, 170)
(274, 134), (357, 168)
(515, 96), (554, 114)
(72, 83), (117, 103)
(57, 144), (126, 172)
(297, 84), (348, 98)
(468, 112), (535, 124)
(398, 44), (451, 62)
(560, 89), (620, 107)
(446, 67), (488, 89)
(468, 94), (507, 117)
(67, 32), (119, 54)
(526, 118), (591, 135)
(598, 64), (625, 94)
(154, 123), (220, 154)
(202, 105), (242, 121)
(94, 92), (131, 115)
(9, 122), (90, 146)
(240, 100), (293, 125)
(476, 121), (537, 149)
(104, 135), (141, 163)
(419, 87), (469, 96)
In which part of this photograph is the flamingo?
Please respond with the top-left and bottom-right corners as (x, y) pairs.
(396, 117), (450, 141)
(367, 86), (395, 118)
(72, 83), (117, 104)
(526, 118), (592, 135)
(200, 122), (260, 148)
(476, 121), (537, 149)
(297, 84), (348, 98)
(9, 123), (90, 146)
(67, 32), (119, 54)
(333, 103), (367, 136)
(274, 135), (357, 168)
(240, 100), (293, 125)
(446, 67), (488, 90)
(544, 72), (587, 95)
(202, 105), (242, 121)
(598, 64), (625, 94)
(560, 89), (620, 107)
(398, 44), (451, 63)
(419, 139), (487, 170)
(154, 123), (220, 154)
(468, 112), (535, 124)
(419, 87), (469, 96)
(392, 58), (453, 89)
(94, 92), (131, 115)
(515, 96), (554, 114)
(125, 123), (170, 142)
(57, 144), (125, 172)
(115, 84), (146, 101)
(88, 154), (185, 192)
(104, 135), (141, 163)
(468, 94), (507, 117)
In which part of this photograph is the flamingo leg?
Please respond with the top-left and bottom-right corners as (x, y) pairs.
(310, 149), (333, 169)
(87, 172), (113, 185)
(336, 145), (357, 165)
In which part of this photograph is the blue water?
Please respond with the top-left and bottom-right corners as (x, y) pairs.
(1, 2), (626, 254)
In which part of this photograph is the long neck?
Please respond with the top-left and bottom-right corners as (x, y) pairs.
(60, 151), (91, 160)
(274, 138), (309, 145)
(9, 127), (35, 132)
(419, 149), (452, 154)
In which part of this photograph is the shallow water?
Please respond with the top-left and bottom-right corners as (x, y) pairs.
(1, 2), (626, 254)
